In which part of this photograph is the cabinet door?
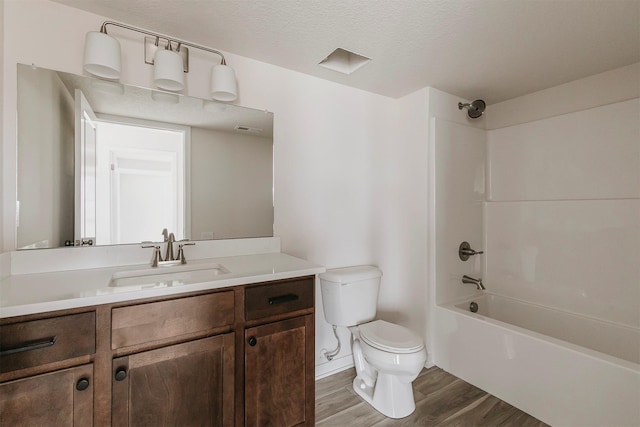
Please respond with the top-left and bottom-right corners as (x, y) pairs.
(245, 315), (314, 427)
(0, 364), (94, 426)
(112, 333), (234, 427)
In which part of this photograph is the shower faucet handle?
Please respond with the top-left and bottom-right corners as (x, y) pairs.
(459, 241), (484, 261)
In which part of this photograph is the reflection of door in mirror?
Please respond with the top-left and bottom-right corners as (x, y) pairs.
(94, 118), (188, 245)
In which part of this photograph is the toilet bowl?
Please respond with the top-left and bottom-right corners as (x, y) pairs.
(319, 266), (428, 419)
(350, 320), (427, 418)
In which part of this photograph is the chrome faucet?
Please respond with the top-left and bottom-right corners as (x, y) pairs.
(462, 275), (485, 290)
(143, 230), (196, 267)
(164, 232), (176, 262)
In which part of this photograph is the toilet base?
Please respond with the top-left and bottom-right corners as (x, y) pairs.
(353, 372), (416, 419)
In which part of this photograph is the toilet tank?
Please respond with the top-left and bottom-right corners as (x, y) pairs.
(319, 266), (382, 327)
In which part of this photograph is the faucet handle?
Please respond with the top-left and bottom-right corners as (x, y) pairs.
(177, 242), (196, 264)
(459, 241), (484, 261)
(142, 244), (163, 267)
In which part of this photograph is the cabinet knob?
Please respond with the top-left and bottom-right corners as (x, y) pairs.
(76, 377), (90, 391)
(115, 367), (128, 381)
(248, 336), (257, 347)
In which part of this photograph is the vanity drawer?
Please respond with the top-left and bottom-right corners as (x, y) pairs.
(0, 312), (96, 374)
(111, 291), (234, 350)
(245, 277), (314, 321)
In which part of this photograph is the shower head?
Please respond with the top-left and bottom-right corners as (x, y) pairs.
(458, 99), (486, 119)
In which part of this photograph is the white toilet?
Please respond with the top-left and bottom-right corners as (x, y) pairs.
(319, 266), (427, 419)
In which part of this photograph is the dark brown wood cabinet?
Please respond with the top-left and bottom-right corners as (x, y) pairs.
(0, 363), (94, 426)
(243, 277), (315, 427)
(0, 275), (315, 427)
(112, 334), (234, 427)
(245, 315), (314, 427)
(0, 312), (96, 374)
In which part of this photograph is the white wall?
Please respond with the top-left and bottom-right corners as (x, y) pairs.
(486, 93), (640, 328)
(371, 88), (430, 361)
(1, 0), (432, 375)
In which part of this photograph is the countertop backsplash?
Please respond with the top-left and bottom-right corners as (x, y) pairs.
(8, 237), (281, 275)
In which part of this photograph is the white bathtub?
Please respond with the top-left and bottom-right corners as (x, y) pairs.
(434, 293), (640, 426)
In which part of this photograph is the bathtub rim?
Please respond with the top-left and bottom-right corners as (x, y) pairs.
(439, 291), (640, 373)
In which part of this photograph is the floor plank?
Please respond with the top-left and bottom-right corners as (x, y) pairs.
(315, 367), (548, 426)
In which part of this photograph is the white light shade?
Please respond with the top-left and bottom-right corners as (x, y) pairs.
(154, 49), (185, 91)
(210, 64), (237, 101)
(83, 31), (121, 79)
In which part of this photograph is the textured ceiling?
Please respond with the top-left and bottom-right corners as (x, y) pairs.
(52, 0), (640, 104)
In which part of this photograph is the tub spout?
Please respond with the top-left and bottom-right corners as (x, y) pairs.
(462, 275), (485, 290)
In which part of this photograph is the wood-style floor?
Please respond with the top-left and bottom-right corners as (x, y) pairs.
(315, 366), (548, 426)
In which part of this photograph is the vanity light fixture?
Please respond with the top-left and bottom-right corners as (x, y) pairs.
(83, 21), (237, 101)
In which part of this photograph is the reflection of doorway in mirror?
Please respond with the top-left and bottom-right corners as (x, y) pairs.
(94, 119), (188, 245)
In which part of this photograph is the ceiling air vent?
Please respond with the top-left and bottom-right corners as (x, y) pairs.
(319, 48), (371, 75)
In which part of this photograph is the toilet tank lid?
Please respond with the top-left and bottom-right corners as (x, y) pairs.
(319, 265), (382, 283)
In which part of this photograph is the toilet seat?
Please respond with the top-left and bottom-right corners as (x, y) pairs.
(359, 320), (424, 354)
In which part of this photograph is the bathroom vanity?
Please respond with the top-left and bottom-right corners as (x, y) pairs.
(0, 252), (322, 426)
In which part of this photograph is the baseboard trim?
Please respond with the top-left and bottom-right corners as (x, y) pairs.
(315, 354), (354, 380)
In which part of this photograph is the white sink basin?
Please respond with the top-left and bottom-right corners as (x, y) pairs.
(109, 262), (230, 288)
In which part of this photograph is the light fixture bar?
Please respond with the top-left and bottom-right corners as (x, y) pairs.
(86, 20), (238, 101)
(100, 21), (229, 66)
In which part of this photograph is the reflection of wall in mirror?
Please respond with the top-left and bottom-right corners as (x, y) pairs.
(17, 67), (74, 249)
(191, 128), (273, 239)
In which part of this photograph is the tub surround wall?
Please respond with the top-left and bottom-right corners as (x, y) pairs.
(432, 118), (485, 305)
(427, 87), (486, 364)
(432, 64), (640, 426)
(486, 96), (640, 328)
(486, 62), (640, 130)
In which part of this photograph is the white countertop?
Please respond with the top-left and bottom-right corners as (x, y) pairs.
(0, 252), (325, 318)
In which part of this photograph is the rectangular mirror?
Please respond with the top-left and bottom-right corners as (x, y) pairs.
(16, 64), (274, 249)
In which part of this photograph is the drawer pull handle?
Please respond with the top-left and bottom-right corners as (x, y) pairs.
(248, 336), (257, 346)
(0, 336), (57, 356)
(115, 368), (128, 381)
(268, 294), (299, 305)
(76, 377), (90, 391)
